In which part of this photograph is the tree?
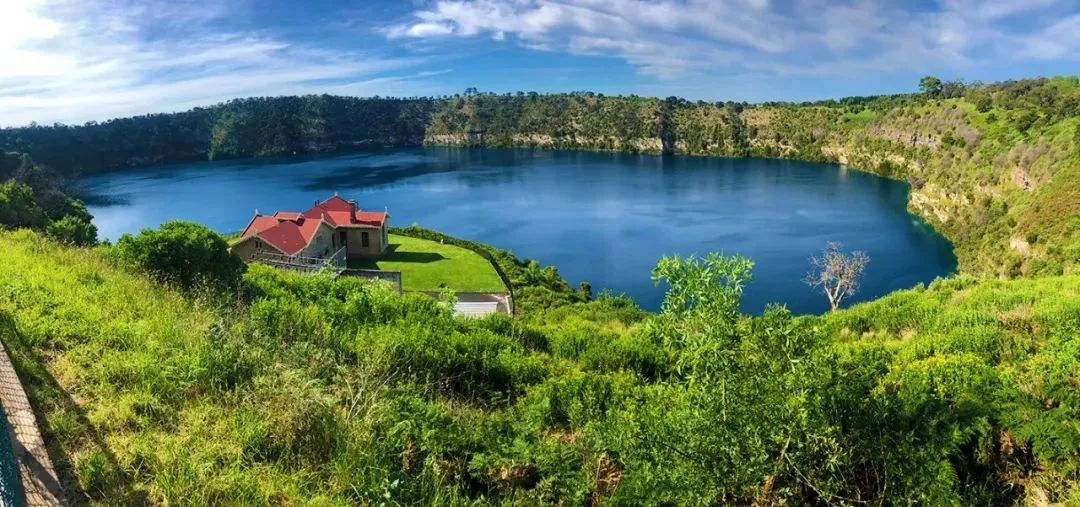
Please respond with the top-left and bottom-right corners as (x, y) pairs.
(804, 242), (869, 311)
(0, 179), (48, 229)
(970, 90), (993, 113)
(45, 215), (97, 246)
(651, 252), (753, 322)
(115, 220), (244, 291)
(919, 76), (943, 98)
(940, 80), (968, 99)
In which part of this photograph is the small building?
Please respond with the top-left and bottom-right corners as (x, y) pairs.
(232, 195), (388, 269)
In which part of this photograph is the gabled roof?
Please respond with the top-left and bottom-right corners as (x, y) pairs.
(254, 218), (325, 256)
(273, 211), (303, 221)
(240, 215), (282, 238)
(313, 195), (352, 212)
(303, 195), (387, 228)
(237, 195), (388, 256)
(354, 211), (388, 227)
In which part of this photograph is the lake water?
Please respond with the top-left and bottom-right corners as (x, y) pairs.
(79, 147), (957, 313)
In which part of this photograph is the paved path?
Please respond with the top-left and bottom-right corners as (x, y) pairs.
(0, 340), (67, 506)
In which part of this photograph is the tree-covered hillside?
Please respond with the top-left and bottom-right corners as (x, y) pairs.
(2, 77), (1078, 279)
(0, 72), (1077, 501)
(0, 96), (433, 171)
(0, 152), (96, 246)
(424, 78), (1080, 280)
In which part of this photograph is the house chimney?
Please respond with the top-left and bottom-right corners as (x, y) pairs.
(348, 199), (358, 223)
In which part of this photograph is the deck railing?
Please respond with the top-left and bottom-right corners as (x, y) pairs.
(340, 268), (403, 293)
(252, 246), (347, 274)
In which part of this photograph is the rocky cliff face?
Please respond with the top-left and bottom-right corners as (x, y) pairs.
(423, 90), (1079, 278)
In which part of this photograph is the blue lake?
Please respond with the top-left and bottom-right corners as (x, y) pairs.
(78, 147), (957, 313)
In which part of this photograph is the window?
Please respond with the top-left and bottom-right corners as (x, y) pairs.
(361, 232), (370, 248)
(338, 231), (346, 247)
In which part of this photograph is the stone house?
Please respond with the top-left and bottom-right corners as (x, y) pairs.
(231, 195), (388, 263)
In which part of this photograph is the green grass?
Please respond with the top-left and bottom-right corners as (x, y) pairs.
(349, 233), (506, 292)
(1, 229), (1079, 504)
(839, 108), (880, 126)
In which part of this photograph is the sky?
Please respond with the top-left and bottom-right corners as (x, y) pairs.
(1, 0), (1078, 127)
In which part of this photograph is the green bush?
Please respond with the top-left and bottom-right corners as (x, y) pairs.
(45, 214), (97, 246)
(2, 229), (1080, 504)
(0, 179), (47, 229)
(115, 220), (244, 291)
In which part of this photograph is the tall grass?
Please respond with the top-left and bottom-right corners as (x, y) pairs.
(1, 230), (1077, 504)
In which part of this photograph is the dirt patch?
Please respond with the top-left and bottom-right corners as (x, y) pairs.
(909, 187), (952, 224)
(1009, 237), (1032, 256)
(1011, 166), (1035, 192)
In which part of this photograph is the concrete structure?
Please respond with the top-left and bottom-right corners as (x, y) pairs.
(232, 195), (389, 265)
(425, 292), (514, 317)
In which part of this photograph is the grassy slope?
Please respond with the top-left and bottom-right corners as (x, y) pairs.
(818, 274), (1080, 504)
(0, 229), (637, 504)
(1, 229), (1077, 504)
(810, 93), (1080, 279)
(0, 230), (322, 503)
(0, 76), (1076, 503)
(348, 234), (506, 292)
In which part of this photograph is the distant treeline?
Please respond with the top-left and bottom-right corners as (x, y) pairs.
(3, 77), (1078, 279)
(0, 96), (435, 174)
(1, 77), (1076, 175)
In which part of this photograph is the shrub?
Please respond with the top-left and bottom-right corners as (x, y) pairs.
(45, 214), (97, 246)
(0, 179), (48, 229)
(115, 220), (244, 291)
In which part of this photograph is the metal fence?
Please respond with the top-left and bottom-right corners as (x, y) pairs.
(252, 246), (347, 274)
(0, 403), (24, 507)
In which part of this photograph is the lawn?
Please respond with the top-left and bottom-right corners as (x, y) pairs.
(348, 233), (506, 292)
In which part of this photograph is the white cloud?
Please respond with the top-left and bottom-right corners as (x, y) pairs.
(386, 0), (1080, 80)
(1020, 14), (1080, 59)
(0, 0), (431, 126)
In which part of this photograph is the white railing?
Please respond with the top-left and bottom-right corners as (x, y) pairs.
(252, 246), (347, 273)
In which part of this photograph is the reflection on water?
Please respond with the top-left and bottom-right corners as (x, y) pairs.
(78, 147), (957, 314)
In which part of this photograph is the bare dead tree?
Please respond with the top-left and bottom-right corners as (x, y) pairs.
(804, 242), (870, 311)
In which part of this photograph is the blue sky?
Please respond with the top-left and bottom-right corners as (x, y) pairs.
(2, 0), (1078, 126)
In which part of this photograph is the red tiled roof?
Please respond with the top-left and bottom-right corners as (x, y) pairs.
(254, 220), (307, 255)
(238, 195), (387, 256)
(242, 216), (325, 256)
(241, 215), (281, 237)
(315, 195), (352, 212)
(304, 208), (350, 227)
(302, 196), (387, 228)
(273, 211), (302, 221)
(355, 211), (388, 227)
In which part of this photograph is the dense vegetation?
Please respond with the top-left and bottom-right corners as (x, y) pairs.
(0, 152), (96, 246)
(424, 78), (1080, 279)
(0, 96), (433, 171)
(3, 77), (1078, 279)
(0, 76), (1077, 505)
(0, 229), (1077, 504)
(114, 220), (245, 292)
